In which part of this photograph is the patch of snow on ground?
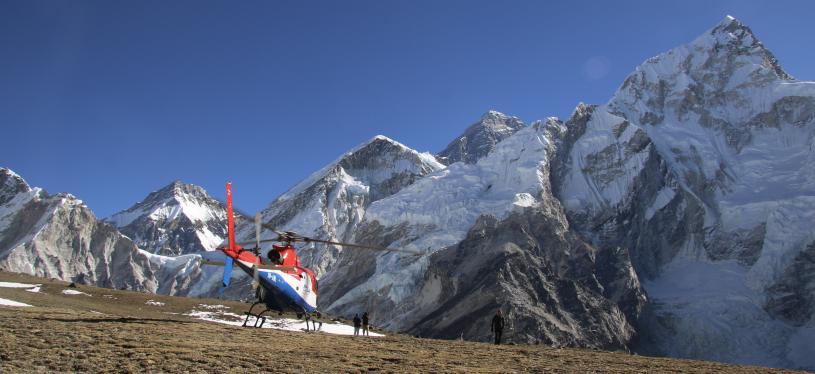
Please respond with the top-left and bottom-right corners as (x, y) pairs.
(145, 300), (165, 306)
(0, 282), (40, 289)
(0, 297), (32, 307)
(25, 286), (41, 293)
(62, 289), (90, 296)
(186, 310), (383, 336)
(197, 304), (228, 310)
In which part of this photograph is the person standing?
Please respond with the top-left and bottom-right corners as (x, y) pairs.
(353, 313), (362, 336)
(491, 309), (505, 345)
(362, 312), (370, 336)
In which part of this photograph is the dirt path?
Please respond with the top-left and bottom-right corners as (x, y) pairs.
(0, 272), (803, 373)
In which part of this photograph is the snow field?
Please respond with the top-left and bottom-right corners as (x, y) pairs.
(62, 289), (91, 296)
(185, 309), (384, 337)
(0, 298), (31, 307)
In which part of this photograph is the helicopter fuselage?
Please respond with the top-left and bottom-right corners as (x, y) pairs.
(222, 243), (318, 314)
(220, 182), (318, 315)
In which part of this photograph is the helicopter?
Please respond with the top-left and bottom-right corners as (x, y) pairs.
(203, 182), (420, 328)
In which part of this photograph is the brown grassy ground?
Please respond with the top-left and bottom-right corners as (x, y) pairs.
(0, 271), (804, 373)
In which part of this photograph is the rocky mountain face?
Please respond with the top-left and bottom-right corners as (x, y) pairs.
(107, 181), (228, 256)
(437, 110), (525, 165)
(404, 209), (643, 348)
(0, 168), (228, 298)
(309, 120), (645, 350)
(262, 16), (814, 367)
(551, 16), (815, 369)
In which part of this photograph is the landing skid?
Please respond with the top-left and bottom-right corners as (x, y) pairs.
(242, 301), (279, 328)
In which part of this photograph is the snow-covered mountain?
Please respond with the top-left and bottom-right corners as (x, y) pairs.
(437, 110), (525, 165)
(244, 15), (815, 367)
(107, 181), (228, 256)
(551, 16), (815, 369)
(239, 135), (445, 277)
(0, 168), (225, 297)
(318, 119), (645, 348)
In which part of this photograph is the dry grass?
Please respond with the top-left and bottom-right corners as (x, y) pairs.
(0, 272), (804, 373)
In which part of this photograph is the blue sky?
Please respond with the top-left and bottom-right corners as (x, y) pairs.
(2, 1), (814, 217)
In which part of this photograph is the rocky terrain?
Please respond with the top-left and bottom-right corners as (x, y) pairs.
(0, 271), (801, 374)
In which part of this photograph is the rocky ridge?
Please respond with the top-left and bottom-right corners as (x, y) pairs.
(437, 110), (525, 165)
(107, 181), (229, 256)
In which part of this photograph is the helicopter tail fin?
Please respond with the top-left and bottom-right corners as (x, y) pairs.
(226, 182), (236, 250)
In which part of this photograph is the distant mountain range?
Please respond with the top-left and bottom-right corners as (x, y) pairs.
(1, 16), (813, 370)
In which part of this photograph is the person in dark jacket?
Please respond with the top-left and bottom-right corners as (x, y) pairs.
(362, 312), (370, 336)
(353, 313), (362, 336)
(490, 309), (505, 345)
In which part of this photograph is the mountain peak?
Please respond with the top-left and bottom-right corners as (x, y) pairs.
(481, 110), (508, 120)
(0, 167), (34, 206)
(695, 15), (792, 80)
(106, 180), (227, 254)
(365, 135), (409, 151)
(716, 15), (738, 29)
(107, 181), (218, 226)
(346, 135), (437, 166)
(150, 180), (209, 202)
(276, 135), (443, 203)
(709, 15), (757, 41)
(371, 134), (396, 143)
(702, 15), (755, 46)
(0, 167), (30, 194)
(437, 111), (525, 165)
(609, 16), (793, 120)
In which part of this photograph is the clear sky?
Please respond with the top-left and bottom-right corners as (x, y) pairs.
(2, 1), (814, 217)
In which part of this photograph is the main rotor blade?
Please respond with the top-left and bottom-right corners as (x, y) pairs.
(236, 238), (281, 247)
(303, 237), (423, 255)
(252, 265), (260, 290)
(234, 213), (286, 237)
(254, 212), (262, 250)
(199, 259), (226, 267)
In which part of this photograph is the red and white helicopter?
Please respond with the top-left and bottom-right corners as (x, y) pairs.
(205, 183), (419, 328)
